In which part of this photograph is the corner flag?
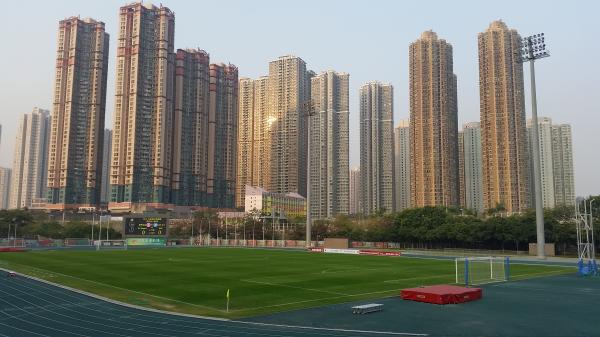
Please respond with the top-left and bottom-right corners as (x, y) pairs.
(226, 289), (230, 299)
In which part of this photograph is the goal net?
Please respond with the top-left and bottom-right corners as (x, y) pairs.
(96, 240), (127, 250)
(455, 256), (509, 286)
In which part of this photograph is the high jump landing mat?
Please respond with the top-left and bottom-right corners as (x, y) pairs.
(400, 285), (482, 305)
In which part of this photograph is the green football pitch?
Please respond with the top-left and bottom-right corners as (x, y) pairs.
(0, 247), (572, 318)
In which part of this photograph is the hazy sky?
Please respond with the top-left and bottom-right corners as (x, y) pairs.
(0, 0), (598, 196)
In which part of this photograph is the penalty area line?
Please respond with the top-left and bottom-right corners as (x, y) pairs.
(234, 321), (428, 336)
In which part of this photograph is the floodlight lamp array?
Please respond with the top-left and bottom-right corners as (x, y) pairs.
(520, 33), (550, 62)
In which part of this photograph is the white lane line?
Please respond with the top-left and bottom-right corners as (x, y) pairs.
(0, 295), (90, 337)
(0, 285), (147, 337)
(235, 321), (428, 336)
(0, 321), (51, 337)
(13, 277), (348, 337)
(0, 268), (372, 337)
(1, 279), (200, 336)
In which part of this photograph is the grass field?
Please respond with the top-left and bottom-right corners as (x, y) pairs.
(0, 247), (573, 318)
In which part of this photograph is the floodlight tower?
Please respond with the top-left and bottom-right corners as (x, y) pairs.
(520, 33), (549, 259)
(304, 100), (315, 248)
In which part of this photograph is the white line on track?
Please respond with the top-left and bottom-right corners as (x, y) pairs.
(234, 321), (428, 336)
(0, 268), (426, 336)
(0, 321), (50, 337)
(0, 284), (150, 337)
(0, 280), (196, 336)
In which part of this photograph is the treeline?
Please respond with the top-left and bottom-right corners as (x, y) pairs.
(0, 209), (121, 240)
(2, 196), (598, 254)
(309, 206), (583, 253)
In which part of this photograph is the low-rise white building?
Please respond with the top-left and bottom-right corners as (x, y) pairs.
(244, 185), (306, 219)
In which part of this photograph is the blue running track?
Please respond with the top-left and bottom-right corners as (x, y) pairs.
(0, 271), (418, 337)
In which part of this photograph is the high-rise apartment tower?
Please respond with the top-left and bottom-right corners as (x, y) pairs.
(10, 108), (51, 209)
(309, 71), (349, 219)
(110, 3), (175, 212)
(409, 30), (459, 208)
(360, 82), (394, 214)
(394, 119), (410, 211)
(478, 20), (530, 213)
(47, 17), (109, 210)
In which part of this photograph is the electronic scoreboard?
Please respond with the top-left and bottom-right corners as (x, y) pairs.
(124, 217), (168, 236)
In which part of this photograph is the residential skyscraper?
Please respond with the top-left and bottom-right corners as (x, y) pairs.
(110, 3), (175, 212)
(0, 168), (11, 209)
(360, 82), (394, 214)
(394, 119), (410, 211)
(268, 55), (311, 197)
(551, 123), (575, 206)
(409, 31), (459, 208)
(172, 49), (210, 206)
(46, 17), (109, 210)
(101, 129), (112, 204)
(458, 131), (466, 208)
(527, 117), (555, 208)
(308, 71), (349, 219)
(463, 122), (484, 214)
(10, 108), (51, 209)
(349, 167), (361, 214)
(207, 63), (238, 208)
(478, 20), (530, 213)
(236, 76), (270, 208)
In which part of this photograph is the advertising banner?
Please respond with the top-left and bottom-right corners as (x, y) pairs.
(358, 249), (401, 256)
(126, 237), (166, 246)
(323, 248), (360, 255)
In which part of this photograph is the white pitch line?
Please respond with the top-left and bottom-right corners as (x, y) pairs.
(241, 279), (349, 296)
(237, 287), (404, 312)
(383, 274), (451, 284)
(509, 262), (575, 268)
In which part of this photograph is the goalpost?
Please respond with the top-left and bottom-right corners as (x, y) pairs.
(96, 240), (128, 250)
(455, 256), (510, 286)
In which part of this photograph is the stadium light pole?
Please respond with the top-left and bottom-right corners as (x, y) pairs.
(304, 100), (315, 248)
(520, 33), (549, 259)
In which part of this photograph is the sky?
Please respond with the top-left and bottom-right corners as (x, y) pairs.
(0, 0), (598, 196)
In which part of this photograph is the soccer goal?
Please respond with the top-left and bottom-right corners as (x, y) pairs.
(455, 256), (509, 286)
(96, 240), (127, 250)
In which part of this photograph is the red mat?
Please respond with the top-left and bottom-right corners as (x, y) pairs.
(401, 285), (482, 305)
